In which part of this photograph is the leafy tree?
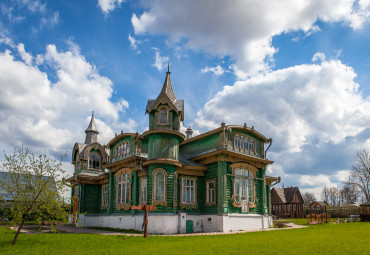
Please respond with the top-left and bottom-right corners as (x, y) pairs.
(0, 147), (69, 245)
(346, 149), (370, 202)
(302, 192), (316, 207)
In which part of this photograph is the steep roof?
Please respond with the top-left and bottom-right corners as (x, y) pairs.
(146, 66), (184, 119)
(85, 111), (99, 134)
(271, 187), (304, 205)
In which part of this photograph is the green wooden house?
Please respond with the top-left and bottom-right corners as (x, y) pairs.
(67, 67), (279, 234)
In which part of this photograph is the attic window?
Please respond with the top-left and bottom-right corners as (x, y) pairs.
(89, 152), (101, 169)
(159, 108), (168, 124)
(234, 135), (255, 152)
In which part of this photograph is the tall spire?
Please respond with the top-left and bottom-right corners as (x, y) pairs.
(159, 62), (177, 104)
(85, 111), (99, 144)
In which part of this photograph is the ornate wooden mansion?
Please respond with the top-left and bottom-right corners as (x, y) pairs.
(67, 67), (279, 234)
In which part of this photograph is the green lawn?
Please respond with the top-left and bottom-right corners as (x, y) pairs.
(0, 222), (369, 254)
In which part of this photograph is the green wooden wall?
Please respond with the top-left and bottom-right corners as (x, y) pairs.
(180, 133), (221, 158)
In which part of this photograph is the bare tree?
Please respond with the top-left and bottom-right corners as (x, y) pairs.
(341, 184), (358, 204)
(0, 147), (69, 245)
(346, 149), (370, 202)
(302, 192), (316, 207)
(321, 185), (329, 204)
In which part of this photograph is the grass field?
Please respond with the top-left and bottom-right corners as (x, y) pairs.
(0, 222), (369, 254)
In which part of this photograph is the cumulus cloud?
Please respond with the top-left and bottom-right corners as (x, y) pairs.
(0, 43), (134, 157)
(201, 65), (224, 76)
(17, 43), (32, 65)
(152, 48), (169, 71)
(196, 59), (370, 154)
(132, 0), (370, 78)
(98, 0), (125, 14)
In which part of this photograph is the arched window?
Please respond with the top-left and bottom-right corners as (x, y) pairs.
(234, 168), (254, 203)
(234, 135), (255, 153)
(89, 152), (101, 169)
(153, 169), (167, 205)
(159, 108), (168, 124)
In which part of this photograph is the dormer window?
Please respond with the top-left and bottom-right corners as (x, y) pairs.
(116, 141), (130, 158)
(159, 108), (168, 124)
(89, 152), (101, 169)
(234, 135), (255, 153)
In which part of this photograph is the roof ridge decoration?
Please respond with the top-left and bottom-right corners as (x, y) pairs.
(85, 111), (99, 134)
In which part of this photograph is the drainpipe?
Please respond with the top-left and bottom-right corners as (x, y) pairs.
(264, 138), (272, 159)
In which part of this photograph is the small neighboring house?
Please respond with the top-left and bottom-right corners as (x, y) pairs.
(0, 171), (55, 203)
(271, 187), (304, 218)
(0, 172), (14, 203)
(360, 201), (370, 221)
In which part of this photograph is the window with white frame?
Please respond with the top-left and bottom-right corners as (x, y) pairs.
(101, 184), (108, 208)
(181, 178), (196, 204)
(116, 141), (130, 158)
(234, 135), (255, 152)
(206, 180), (216, 204)
(159, 108), (168, 124)
(153, 171), (165, 202)
(117, 172), (130, 204)
(234, 168), (254, 203)
(140, 178), (147, 205)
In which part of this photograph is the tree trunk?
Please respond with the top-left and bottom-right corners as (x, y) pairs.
(12, 219), (25, 245)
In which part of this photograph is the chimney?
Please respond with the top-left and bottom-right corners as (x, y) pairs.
(185, 126), (193, 140)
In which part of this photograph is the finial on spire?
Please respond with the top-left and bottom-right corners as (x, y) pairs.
(168, 61), (171, 73)
(92, 111), (94, 117)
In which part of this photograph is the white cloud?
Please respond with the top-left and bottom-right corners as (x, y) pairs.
(128, 34), (141, 53)
(312, 52), (326, 62)
(0, 43), (134, 157)
(17, 43), (32, 65)
(132, 0), (370, 78)
(196, 58), (370, 154)
(300, 174), (333, 187)
(201, 65), (224, 76)
(152, 48), (169, 71)
(98, 0), (125, 14)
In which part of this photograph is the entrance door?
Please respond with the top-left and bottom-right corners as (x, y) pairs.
(186, 220), (193, 233)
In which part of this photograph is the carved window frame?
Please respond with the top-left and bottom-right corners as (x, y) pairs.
(115, 141), (130, 158)
(89, 152), (102, 169)
(205, 179), (216, 206)
(157, 105), (169, 125)
(115, 168), (132, 210)
(179, 176), (198, 209)
(234, 134), (256, 154)
(229, 163), (257, 208)
(152, 168), (167, 206)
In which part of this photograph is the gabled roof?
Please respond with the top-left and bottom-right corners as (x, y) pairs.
(271, 187), (304, 205)
(146, 66), (184, 120)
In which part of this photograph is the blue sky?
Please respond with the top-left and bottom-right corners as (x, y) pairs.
(1, 0), (370, 199)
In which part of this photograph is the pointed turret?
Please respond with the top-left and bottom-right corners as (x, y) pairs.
(159, 63), (177, 104)
(85, 111), (99, 144)
(146, 63), (184, 123)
